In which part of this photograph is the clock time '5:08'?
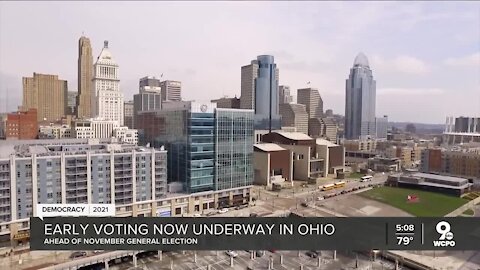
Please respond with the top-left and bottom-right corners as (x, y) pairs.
(396, 224), (415, 232)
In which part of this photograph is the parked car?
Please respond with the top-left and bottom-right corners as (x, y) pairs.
(305, 250), (318, 258)
(317, 196), (324, 201)
(249, 213), (258, 217)
(218, 208), (229, 214)
(70, 251), (87, 259)
(225, 250), (238, 258)
(301, 202), (309, 207)
(193, 213), (202, 217)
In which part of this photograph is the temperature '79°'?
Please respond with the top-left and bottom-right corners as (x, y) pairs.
(397, 236), (414, 246)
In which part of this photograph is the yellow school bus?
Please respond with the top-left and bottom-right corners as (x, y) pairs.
(334, 181), (346, 188)
(321, 184), (335, 191)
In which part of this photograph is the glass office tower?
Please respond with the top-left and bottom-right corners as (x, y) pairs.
(138, 102), (254, 194)
(345, 53), (377, 139)
(215, 109), (254, 191)
(254, 55), (281, 131)
(241, 55), (281, 132)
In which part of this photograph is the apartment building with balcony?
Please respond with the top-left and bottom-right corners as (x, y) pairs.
(0, 139), (167, 243)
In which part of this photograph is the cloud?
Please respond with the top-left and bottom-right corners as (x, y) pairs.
(392, 56), (430, 74)
(378, 88), (444, 96)
(371, 55), (430, 74)
(444, 52), (480, 67)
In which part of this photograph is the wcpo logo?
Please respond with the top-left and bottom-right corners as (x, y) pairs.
(433, 221), (455, 247)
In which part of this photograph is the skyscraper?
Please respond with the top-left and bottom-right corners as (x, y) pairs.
(67, 91), (77, 116)
(240, 60), (259, 110)
(76, 35), (94, 119)
(160, 80), (182, 101)
(345, 53), (376, 139)
(22, 73), (68, 122)
(297, 87), (323, 119)
(279, 85), (293, 104)
(124, 100), (134, 129)
(140, 76), (161, 88)
(376, 115), (388, 139)
(240, 55), (280, 131)
(134, 76), (162, 128)
(93, 41), (124, 125)
(309, 117), (338, 143)
(279, 103), (308, 134)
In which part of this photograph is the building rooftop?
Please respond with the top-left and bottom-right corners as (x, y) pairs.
(254, 143), (286, 152)
(95, 40), (117, 66)
(275, 131), (313, 141)
(417, 181), (470, 190)
(354, 52), (370, 68)
(443, 132), (480, 137)
(315, 138), (339, 147)
(280, 103), (308, 115)
(412, 172), (469, 183)
(392, 172), (469, 183)
(0, 138), (162, 159)
(321, 117), (337, 126)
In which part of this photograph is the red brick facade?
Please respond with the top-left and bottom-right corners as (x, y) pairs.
(6, 109), (38, 139)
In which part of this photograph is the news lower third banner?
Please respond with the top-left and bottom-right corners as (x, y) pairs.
(30, 217), (480, 251)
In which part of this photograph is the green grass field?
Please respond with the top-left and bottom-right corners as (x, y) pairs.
(463, 209), (474, 216)
(360, 187), (468, 217)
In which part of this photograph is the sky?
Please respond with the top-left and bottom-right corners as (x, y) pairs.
(0, 1), (479, 124)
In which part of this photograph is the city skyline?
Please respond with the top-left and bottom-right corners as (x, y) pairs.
(0, 1), (479, 124)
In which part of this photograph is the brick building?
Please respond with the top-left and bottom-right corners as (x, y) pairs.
(5, 109), (38, 139)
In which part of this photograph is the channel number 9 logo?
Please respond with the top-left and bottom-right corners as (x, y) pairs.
(436, 221), (454, 240)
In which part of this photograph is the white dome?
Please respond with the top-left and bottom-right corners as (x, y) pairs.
(353, 53), (369, 67)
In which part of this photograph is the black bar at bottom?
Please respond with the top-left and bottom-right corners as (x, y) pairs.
(30, 217), (480, 251)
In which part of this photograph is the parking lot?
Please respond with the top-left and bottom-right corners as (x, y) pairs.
(109, 250), (403, 270)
